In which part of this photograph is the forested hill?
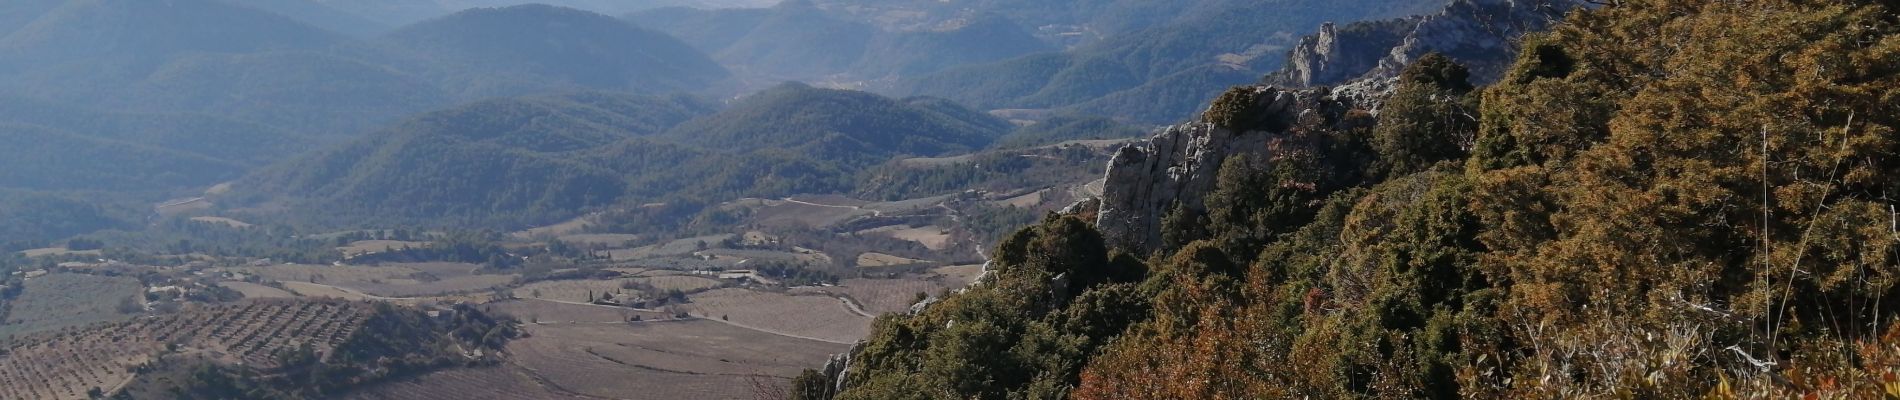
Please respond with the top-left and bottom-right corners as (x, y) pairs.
(815, 0), (1900, 398)
(659, 83), (1013, 163)
(226, 92), (714, 229)
(361, 4), (729, 99)
(225, 84), (1014, 229)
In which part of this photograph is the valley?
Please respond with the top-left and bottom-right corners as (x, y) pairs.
(8, 0), (1845, 398)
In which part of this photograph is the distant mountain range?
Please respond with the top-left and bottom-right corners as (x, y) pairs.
(0, 1), (737, 202)
(224, 84), (1013, 229)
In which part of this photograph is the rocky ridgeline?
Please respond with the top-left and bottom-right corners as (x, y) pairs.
(1270, 0), (1577, 108)
(1096, 0), (1575, 253)
(1095, 87), (1353, 253)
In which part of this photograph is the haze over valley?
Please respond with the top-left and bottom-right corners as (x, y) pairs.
(4, 0), (1897, 399)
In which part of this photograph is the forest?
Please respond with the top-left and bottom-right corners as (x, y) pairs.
(817, 1), (1900, 398)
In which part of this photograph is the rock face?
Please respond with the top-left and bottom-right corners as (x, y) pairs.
(1269, 0), (1579, 92)
(1096, 87), (1351, 252)
(1095, 0), (1576, 253)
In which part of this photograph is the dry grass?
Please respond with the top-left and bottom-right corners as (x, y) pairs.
(824, 278), (963, 315)
(343, 365), (586, 400)
(218, 281), (297, 299)
(859, 225), (954, 250)
(281, 281), (376, 300)
(188, 216), (252, 228)
(933, 264), (986, 286)
(682, 289), (871, 343)
(344, 364), (587, 400)
(232, 263), (514, 298)
(855, 252), (930, 268)
(506, 320), (847, 399)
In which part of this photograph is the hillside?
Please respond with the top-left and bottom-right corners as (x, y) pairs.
(0, 124), (244, 192)
(366, 4), (729, 99)
(628, 2), (1050, 81)
(229, 92), (714, 228)
(0, 0), (343, 96)
(229, 84), (1013, 229)
(0, 95), (317, 168)
(891, 0), (1449, 123)
(660, 83), (1012, 162)
(221, 0), (391, 37)
(120, 51), (453, 138)
(808, 0), (1219, 46)
(820, 1), (1900, 398)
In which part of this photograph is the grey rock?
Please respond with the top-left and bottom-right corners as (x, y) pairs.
(1268, 0), (1578, 107)
(1096, 86), (1348, 252)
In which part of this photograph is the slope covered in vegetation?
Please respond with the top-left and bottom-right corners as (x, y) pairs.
(824, 1), (1900, 398)
(230, 84), (1014, 230)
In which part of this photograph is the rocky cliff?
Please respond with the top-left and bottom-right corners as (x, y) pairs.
(1096, 0), (1574, 253)
(1094, 86), (1356, 252)
(1268, 0), (1577, 105)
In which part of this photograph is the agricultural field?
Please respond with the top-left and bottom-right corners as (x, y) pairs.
(680, 289), (870, 343)
(507, 320), (847, 399)
(933, 264), (987, 285)
(0, 273), (142, 338)
(228, 263), (515, 298)
(281, 281), (378, 301)
(0, 300), (370, 400)
(218, 281), (298, 299)
(748, 199), (873, 228)
(802, 277), (965, 315)
(855, 252), (930, 267)
(554, 234), (640, 247)
(604, 234), (734, 259)
(344, 275), (518, 298)
(188, 216), (252, 228)
(516, 279), (650, 304)
(512, 214), (595, 240)
(16, 248), (102, 258)
(993, 188), (1048, 208)
(858, 224), (953, 250)
(337, 240), (431, 257)
(343, 365), (587, 400)
(482, 299), (670, 324)
(699, 248), (829, 265)
(640, 275), (724, 292)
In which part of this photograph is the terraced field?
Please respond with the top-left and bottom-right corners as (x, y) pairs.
(0, 300), (371, 400)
